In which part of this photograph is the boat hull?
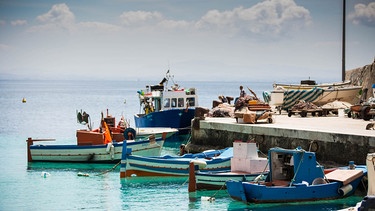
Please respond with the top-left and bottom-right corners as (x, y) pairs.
(226, 166), (367, 203)
(29, 139), (164, 163)
(195, 171), (268, 190)
(268, 86), (361, 109)
(124, 155), (231, 177)
(120, 148), (233, 178)
(134, 108), (195, 135)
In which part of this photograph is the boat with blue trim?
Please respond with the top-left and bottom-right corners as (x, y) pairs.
(26, 119), (165, 163)
(120, 144), (233, 178)
(226, 146), (367, 203)
(134, 70), (198, 135)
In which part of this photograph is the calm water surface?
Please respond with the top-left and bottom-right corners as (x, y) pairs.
(0, 80), (364, 210)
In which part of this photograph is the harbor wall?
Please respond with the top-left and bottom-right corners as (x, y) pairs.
(190, 117), (375, 166)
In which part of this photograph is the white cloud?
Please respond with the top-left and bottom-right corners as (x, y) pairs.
(120, 11), (163, 26)
(31, 3), (75, 31)
(0, 20), (6, 26)
(77, 21), (122, 32)
(11, 20), (27, 26)
(348, 2), (375, 27)
(116, 0), (311, 38)
(25, 1), (311, 39)
(196, 0), (311, 37)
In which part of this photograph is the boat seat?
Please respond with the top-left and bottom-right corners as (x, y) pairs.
(312, 177), (328, 185)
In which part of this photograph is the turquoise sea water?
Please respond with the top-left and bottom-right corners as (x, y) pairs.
(0, 80), (365, 210)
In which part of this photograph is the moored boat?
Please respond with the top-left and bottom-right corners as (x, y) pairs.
(120, 144), (233, 178)
(77, 109), (178, 142)
(189, 141), (269, 191)
(134, 70), (198, 135)
(263, 80), (362, 111)
(27, 119), (165, 163)
(226, 146), (367, 203)
(273, 80), (353, 90)
(27, 137), (164, 163)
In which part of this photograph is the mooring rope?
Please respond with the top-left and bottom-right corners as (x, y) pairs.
(177, 177), (190, 190)
(205, 182), (226, 201)
(316, 161), (330, 183)
(95, 161), (121, 176)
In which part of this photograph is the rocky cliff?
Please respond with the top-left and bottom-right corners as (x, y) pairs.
(346, 60), (375, 100)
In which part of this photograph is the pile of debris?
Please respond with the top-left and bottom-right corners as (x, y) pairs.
(288, 100), (323, 117)
(233, 87), (273, 124)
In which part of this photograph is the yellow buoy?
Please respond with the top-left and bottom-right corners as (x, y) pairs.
(22, 98), (26, 103)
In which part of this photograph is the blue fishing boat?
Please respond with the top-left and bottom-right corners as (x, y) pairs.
(226, 147), (367, 203)
(134, 70), (198, 135)
(120, 143), (233, 178)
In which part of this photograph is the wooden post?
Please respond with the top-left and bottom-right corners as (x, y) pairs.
(162, 132), (167, 140)
(188, 162), (197, 192)
(26, 137), (33, 162)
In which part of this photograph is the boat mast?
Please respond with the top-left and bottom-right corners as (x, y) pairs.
(342, 0), (346, 82)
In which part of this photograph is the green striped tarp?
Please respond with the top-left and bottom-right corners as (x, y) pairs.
(282, 87), (324, 110)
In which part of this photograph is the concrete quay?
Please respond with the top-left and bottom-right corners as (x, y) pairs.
(190, 114), (375, 165)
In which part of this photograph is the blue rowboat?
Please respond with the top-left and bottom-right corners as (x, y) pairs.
(120, 144), (233, 178)
(226, 147), (367, 203)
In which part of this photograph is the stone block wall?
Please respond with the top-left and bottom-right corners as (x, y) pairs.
(346, 61), (375, 99)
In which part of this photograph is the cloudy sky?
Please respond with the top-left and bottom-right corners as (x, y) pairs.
(0, 0), (374, 82)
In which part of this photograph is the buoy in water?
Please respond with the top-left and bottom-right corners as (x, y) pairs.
(77, 172), (89, 177)
(41, 172), (51, 178)
(201, 196), (215, 202)
(22, 98), (26, 103)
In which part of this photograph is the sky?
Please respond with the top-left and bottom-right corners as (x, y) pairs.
(0, 0), (374, 82)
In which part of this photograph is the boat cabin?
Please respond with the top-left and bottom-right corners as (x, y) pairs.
(268, 147), (324, 185)
(138, 82), (198, 114)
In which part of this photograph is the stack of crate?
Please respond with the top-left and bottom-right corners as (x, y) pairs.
(231, 140), (268, 173)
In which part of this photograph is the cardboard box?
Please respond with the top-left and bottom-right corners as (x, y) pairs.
(233, 141), (258, 159)
(231, 157), (268, 173)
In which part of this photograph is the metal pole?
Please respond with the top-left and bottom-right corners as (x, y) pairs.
(342, 0), (346, 82)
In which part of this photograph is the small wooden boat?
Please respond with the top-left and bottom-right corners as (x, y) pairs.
(27, 137), (164, 163)
(27, 120), (166, 163)
(263, 80), (362, 111)
(120, 144), (233, 178)
(273, 80), (353, 90)
(226, 147), (367, 203)
(78, 109), (178, 142)
(188, 141), (269, 191)
(134, 70), (198, 135)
